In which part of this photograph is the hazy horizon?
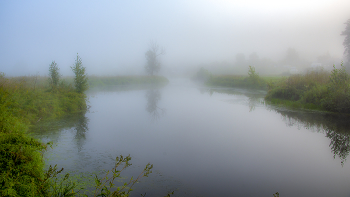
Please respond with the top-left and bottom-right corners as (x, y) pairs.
(1, 0), (349, 76)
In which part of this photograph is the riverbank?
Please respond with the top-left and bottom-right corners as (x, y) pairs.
(0, 73), (165, 196)
(265, 64), (350, 113)
(0, 74), (87, 196)
(193, 66), (281, 90)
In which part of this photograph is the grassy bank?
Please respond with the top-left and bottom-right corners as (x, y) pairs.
(193, 66), (282, 90)
(265, 64), (350, 113)
(0, 73), (165, 196)
(88, 75), (169, 88)
(0, 74), (87, 196)
(207, 74), (268, 89)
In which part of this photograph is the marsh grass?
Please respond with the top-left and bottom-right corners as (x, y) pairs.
(0, 73), (169, 196)
(0, 73), (87, 196)
(266, 64), (350, 113)
(207, 74), (267, 89)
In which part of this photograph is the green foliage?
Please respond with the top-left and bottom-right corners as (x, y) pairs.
(0, 74), (48, 196)
(321, 64), (350, 113)
(90, 155), (154, 197)
(248, 65), (258, 84)
(49, 61), (61, 90)
(71, 54), (88, 93)
(0, 73), (170, 197)
(206, 66), (266, 89)
(0, 73), (87, 196)
(44, 165), (80, 197)
(266, 64), (350, 113)
(273, 192), (280, 197)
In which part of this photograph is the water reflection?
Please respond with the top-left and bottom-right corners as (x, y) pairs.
(198, 87), (265, 112)
(270, 108), (350, 165)
(31, 112), (89, 152)
(145, 88), (166, 121)
(73, 112), (89, 152)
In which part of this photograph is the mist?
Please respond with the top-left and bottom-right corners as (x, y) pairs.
(1, 0), (349, 76)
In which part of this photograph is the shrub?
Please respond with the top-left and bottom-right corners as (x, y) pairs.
(71, 54), (88, 93)
(321, 64), (350, 113)
(48, 61), (60, 90)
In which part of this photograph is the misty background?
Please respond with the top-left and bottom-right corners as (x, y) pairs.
(1, 0), (349, 76)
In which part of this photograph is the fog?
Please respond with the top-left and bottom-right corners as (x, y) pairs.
(1, 0), (349, 76)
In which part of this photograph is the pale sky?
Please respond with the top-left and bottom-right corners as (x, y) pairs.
(1, 0), (349, 75)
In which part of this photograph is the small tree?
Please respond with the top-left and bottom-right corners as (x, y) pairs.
(248, 65), (259, 84)
(48, 61), (60, 90)
(145, 41), (165, 75)
(71, 53), (88, 93)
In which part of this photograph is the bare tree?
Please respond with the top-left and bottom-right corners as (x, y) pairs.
(144, 41), (165, 75)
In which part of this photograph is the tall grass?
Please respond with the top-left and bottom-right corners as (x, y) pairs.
(0, 73), (87, 196)
(265, 65), (350, 113)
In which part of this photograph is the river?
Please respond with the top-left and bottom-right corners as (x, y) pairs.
(31, 78), (350, 197)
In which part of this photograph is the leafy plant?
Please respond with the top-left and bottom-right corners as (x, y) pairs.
(321, 63), (350, 113)
(71, 54), (88, 93)
(49, 61), (61, 90)
(91, 155), (153, 197)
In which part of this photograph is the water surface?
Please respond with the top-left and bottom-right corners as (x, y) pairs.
(32, 78), (350, 197)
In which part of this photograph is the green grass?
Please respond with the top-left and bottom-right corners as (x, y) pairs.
(206, 75), (267, 90)
(0, 73), (88, 196)
(265, 65), (350, 113)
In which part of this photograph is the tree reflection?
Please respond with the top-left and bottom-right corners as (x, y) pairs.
(30, 111), (89, 152)
(198, 87), (265, 112)
(269, 108), (350, 165)
(73, 112), (89, 152)
(145, 89), (166, 121)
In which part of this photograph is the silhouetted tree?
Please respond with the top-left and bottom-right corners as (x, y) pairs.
(341, 19), (350, 67)
(145, 41), (165, 75)
(71, 53), (88, 93)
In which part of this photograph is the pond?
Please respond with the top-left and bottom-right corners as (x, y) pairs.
(31, 78), (350, 197)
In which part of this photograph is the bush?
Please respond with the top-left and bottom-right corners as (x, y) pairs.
(0, 73), (88, 196)
(266, 64), (350, 113)
(48, 61), (60, 90)
(71, 54), (88, 93)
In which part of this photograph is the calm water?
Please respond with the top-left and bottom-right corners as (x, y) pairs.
(32, 78), (350, 197)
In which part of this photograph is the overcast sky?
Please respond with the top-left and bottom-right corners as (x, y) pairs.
(1, 0), (349, 76)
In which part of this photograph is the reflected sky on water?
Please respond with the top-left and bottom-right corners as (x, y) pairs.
(32, 78), (350, 197)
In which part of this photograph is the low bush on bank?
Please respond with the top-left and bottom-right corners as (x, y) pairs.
(196, 66), (268, 90)
(266, 64), (350, 113)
